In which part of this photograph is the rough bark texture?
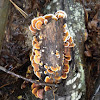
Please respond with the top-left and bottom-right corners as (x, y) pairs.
(41, 19), (64, 67)
(40, 19), (64, 81)
(43, 0), (86, 100)
(0, 0), (10, 51)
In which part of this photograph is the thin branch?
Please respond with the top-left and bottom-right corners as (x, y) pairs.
(0, 66), (58, 87)
(9, 0), (28, 18)
(0, 82), (14, 89)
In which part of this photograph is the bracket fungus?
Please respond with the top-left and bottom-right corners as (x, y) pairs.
(29, 10), (75, 99)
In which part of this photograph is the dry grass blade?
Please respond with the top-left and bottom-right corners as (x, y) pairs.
(9, 0), (28, 18)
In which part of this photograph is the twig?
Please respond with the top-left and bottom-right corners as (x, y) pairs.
(91, 85), (100, 100)
(9, 0), (28, 18)
(0, 66), (58, 87)
(0, 82), (14, 89)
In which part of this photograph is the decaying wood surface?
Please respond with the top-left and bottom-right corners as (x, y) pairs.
(40, 19), (64, 80)
(43, 0), (86, 100)
(41, 19), (64, 67)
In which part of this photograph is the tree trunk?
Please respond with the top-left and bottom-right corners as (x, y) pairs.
(0, 0), (10, 51)
(43, 0), (86, 100)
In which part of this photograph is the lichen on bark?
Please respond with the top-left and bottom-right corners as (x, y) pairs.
(43, 0), (86, 100)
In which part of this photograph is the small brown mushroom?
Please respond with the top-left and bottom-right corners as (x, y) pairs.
(35, 72), (41, 78)
(37, 89), (44, 99)
(63, 64), (69, 73)
(44, 76), (51, 83)
(44, 14), (53, 19)
(55, 10), (67, 19)
(39, 61), (43, 66)
(47, 69), (54, 74)
(29, 25), (37, 34)
(32, 87), (38, 97)
(63, 36), (68, 42)
(44, 19), (48, 25)
(39, 34), (43, 40)
(63, 31), (70, 42)
(67, 36), (73, 44)
(32, 37), (38, 46)
(32, 59), (35, 64)
(44, 86), (51, 91)
(52, 15), (58, 21)
(63, 23), (67, 28)
(58, 13), (65, 18)
(64, 52), (71, 58)
(67, 57), (71, 61)
(31, 83), (39, 89)
(50, 66), (58, 72)
(32, 63), (39, 72)
(30, 54), (34, 61)
(31, 18), (38, 29)
(31, 16), (44, 30)
(34, 50), (40, 56)
(56, 50), (60, 58)
(37, 16), (45, 23)
(55, 76), (61, 81)
(44, 65), (48, 69)
(63, 29), (67, 33)
(34, 55), (40, 64)
(64, 42), (69, 47)
(32, 41), (35, 46)
(69, 43), (76, 47)
(64, 49), (71, 61)
(35, 20), (43, 30)
(84, 50), (92, 57)
(44, 71), (47, 74)
(56, 66), (61, 71)
(64, 59), (69, 65)
(33, 36), (38, 42)
(33, 42), (40, 49)
(61, 72), (67, 79)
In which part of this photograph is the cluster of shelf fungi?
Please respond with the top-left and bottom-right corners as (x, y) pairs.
(29, 10), (75, 99)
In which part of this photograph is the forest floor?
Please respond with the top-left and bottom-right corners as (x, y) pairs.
(0, 0), (100, 100)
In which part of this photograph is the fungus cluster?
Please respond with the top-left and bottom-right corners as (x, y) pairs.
(29, 10), (75, 99)
(31, 83), (44, 99)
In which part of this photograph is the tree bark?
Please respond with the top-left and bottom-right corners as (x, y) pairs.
(0, 0), (10, 51)
(43, 0), (86, 100)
